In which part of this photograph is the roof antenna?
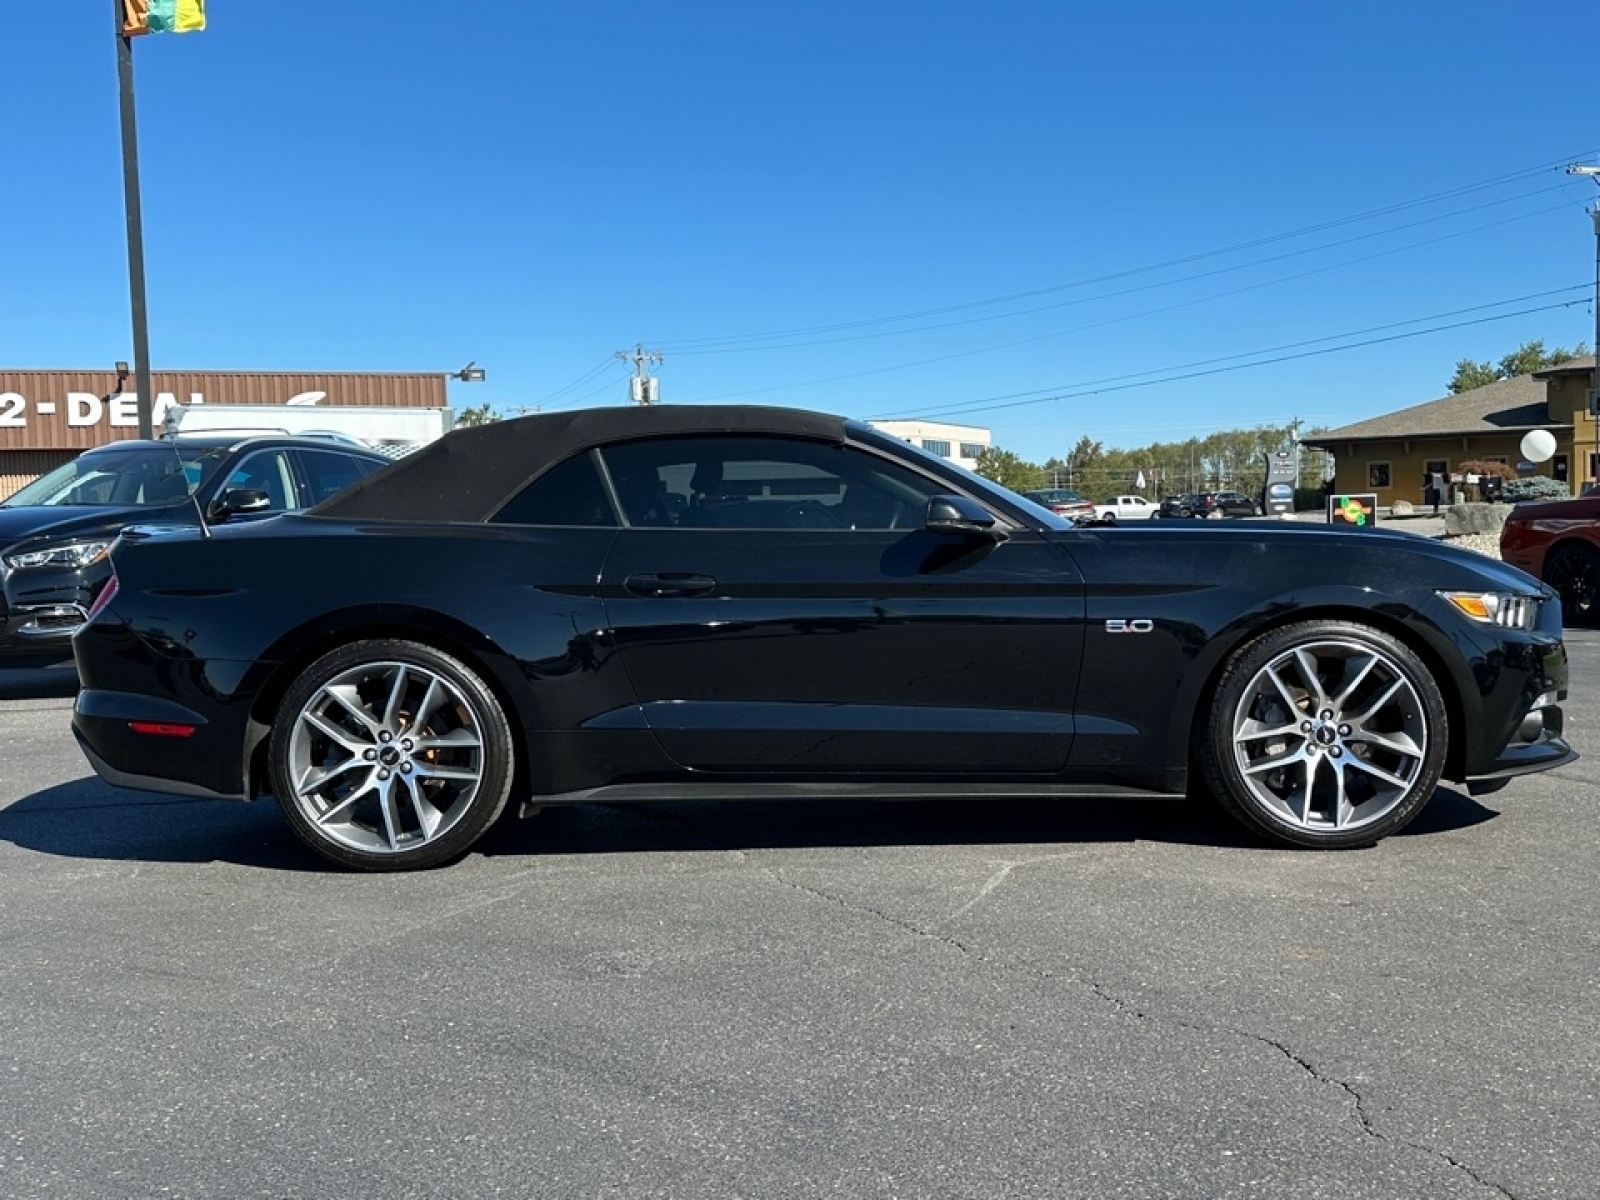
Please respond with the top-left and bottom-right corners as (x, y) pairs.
(159, 404), (213, 539)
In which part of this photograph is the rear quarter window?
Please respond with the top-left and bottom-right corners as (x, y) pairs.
(490, 452), (619, 527)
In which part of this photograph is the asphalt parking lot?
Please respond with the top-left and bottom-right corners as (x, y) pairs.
(2, 636), (1597, 1200)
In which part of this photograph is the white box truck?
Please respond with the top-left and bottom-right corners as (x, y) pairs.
(164, 402), (454, 456)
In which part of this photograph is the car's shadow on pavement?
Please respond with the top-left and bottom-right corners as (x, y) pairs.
(0, 778), (1502, 870)
(0, 666), (79, 701)
(0, 779), (322, 871)
(475, 786), (1500, 860)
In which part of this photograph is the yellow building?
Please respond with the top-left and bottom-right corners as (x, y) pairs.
(1302, 356), (1598, 505)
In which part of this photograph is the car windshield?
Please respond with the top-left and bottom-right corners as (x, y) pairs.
(1, 443), (234, 508)
(848, 424), (1075, 529)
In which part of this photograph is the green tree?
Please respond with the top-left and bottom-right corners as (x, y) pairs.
(453, 402), (500, 427)
(1447, 339), (1588, 393)
(1067, 435), (1102, 475)
(1446, 359), (1499, 394)
(973, 446), (1043, 492)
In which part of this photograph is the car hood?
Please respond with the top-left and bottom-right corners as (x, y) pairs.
(1051, 521), (1544, 592)
(1503, 494), (1600, 522)
(0, 503), (189, 549)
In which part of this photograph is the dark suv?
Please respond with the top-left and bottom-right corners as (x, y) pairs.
(1160, 490), (1261, 519)
(0, 434), (389, 667)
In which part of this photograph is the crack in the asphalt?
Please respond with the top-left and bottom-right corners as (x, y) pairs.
(1228, 1024), (1518, 1200)
(766, 864), (1521, 1200)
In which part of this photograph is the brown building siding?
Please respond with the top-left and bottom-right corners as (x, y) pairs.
(0, 370), (449, 453)
(1304, 359), (1599, 505)
(0, 450), (74, 500)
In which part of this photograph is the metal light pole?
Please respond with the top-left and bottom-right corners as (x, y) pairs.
(1569, 165), (1600, 487)
(115, 0), (155, 439)
(1588, 201), (1600, 490)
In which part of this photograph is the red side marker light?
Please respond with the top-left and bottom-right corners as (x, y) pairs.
(86, 575), (120, 621)
(128, 722), (197, 738)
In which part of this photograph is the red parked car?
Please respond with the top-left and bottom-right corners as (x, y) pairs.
(1021, 487), (1095, 520)
(1499, 493), (1600, 625)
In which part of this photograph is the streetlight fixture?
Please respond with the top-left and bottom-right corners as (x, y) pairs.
(451, 361), (487, 383)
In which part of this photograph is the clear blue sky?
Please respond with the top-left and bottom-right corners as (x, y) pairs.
(4, 1), (1597, 460)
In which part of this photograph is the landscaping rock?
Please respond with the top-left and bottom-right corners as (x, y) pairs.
(1444, 502), (1512, 537)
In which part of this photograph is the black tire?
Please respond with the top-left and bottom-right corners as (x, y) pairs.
(1543, 543), (1600, 627)
(269, 639), (514, 871)
(1199, 620), (1447, 849)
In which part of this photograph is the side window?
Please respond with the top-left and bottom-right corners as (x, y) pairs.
(598, 435), (948, 531)
(224, 449), (296, 512)
(294, 448), (381, 507)
(491, 450), (618, 527)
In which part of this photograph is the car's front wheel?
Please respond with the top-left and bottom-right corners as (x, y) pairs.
(269, 639), (514, 871)
(1543, 543), (1600, 626)
(1199, 621), (1447, 848)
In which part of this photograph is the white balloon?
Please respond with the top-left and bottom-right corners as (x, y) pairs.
(1520, 429), (1556, 463)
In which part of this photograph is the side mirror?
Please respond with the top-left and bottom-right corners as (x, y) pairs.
(208, 487), (273, 522)
(924, 494), (1008, 542)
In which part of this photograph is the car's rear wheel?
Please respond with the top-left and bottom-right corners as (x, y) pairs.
(1199, 621), (1446, 848)
(1543, 543), (1600, 626)
(269, 639), (513, 871)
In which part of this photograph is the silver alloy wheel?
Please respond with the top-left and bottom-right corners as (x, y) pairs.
(283, 660), (488, 856)
(1228, 637), (1429, 834)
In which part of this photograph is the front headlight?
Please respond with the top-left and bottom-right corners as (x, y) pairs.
(1438, 590), (1541, 631)
(3, 539), (114, 571)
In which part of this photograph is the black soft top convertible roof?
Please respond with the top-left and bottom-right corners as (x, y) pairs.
(311, 404), (851, 522)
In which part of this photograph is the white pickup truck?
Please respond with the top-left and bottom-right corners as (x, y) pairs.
(1092, 494), (1159, 521)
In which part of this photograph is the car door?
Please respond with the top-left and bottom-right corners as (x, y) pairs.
(596, 434), (1086, 775)
(288, 447), (388, 506)
(211, 447), (301, 517)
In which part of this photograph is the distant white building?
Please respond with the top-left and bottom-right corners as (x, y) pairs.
(866, 419), (991, 471)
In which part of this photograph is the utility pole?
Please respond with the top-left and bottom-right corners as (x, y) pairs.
(1568, 163), (1600, 487)
(115, 0), (155, 439)
(615, 344), (663, 405)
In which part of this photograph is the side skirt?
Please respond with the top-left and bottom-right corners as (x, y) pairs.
(518, 780), (1189, 818)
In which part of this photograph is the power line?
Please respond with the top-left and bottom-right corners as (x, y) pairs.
(534, 356), (621, 405)
(877, 296), (1590, 424)
(884, 285), (1590, 417)
(674, 203), (1581, 406)
(647, 150), (1598, 352)
(669, 192), (1576, 361)
(531, 151), (1600, 417)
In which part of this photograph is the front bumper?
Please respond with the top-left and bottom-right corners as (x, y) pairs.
(1, 566), (100, 665)
(0, 606), (84, 665)
(1464, 690), (1576, 793)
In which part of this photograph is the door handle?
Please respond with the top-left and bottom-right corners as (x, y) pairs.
(624, 572), (718, 598)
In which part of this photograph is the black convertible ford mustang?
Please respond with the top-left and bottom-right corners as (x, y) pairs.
(71, 405), (1575, 870)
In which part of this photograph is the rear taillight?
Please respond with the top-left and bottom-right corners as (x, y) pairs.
(85, 573), (119, 622)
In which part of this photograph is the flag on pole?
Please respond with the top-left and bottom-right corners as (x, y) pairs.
(1135, 470), (1147, 489)
(123, 0), (206, 35)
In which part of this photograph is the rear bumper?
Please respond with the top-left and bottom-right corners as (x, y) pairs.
(72, 686), (251, 801)
(73, 727), (247, 801)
